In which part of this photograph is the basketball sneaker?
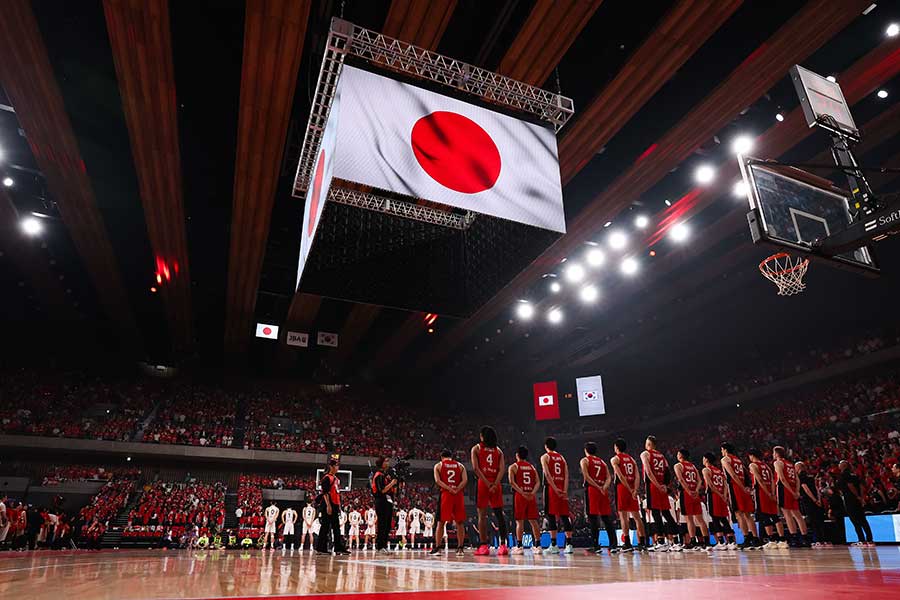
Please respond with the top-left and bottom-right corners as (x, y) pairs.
(542, 545), (558, 555)
(456, 547), (465, 556)
(475, 544), (490, 556)
(497, 544), (509, 556)
(726, 542), (739, 550)
(763, 540), (779, 549)
(563, 544), (574, 554)
(510, 546), (524, 555)
(429, 546), (442, 555)
(777, 540), (789, 549)
(713, 543), (728, 552)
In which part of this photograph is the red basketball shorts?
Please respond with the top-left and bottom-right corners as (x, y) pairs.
(616, 483), (639, 512)
(477, 479), (504, 509)
(514, 493), (538, 520)
(439, 492), (465, 522)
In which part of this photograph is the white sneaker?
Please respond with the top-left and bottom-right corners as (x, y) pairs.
(510, 546), (525, 555)
(713, 543), (727, 552)
(763, 541), (778, 549)
(563, 544), (574, 554)
(542, 545), (558, 555)
(777, 541), (789, 549)
(726, 542), (738, 550)
(669, 543), (683, 552)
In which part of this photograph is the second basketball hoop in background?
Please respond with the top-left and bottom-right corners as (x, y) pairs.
(759, 252), (809, 296)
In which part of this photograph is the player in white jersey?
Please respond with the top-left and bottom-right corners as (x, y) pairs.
(408, 507), (423, 548)
(348, 509), (362, 549)
(339, 508), (348, 539)
(0, 496), (8, 544)
(423, 512), (435, 548)
(364, 507), (377, 550)
(395, 508), (408, 547)
(301, 501), (317, 551)
(281, 507), (298, 551)
(312, 517), (321, 539)
(263, 503), (280, 550)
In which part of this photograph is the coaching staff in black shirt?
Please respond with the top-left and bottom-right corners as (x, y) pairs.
(371, 457), (398, 553)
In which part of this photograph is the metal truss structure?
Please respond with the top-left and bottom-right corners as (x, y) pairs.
(292, 17), (574, 199)
(328, 186), (474, 230)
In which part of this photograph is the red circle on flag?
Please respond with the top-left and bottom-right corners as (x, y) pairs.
(263, 327), (272, 336)
(308, 148), (326, 236)
(411, 111), (501, 194)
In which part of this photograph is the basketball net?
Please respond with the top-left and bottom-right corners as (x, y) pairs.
(759, 252), (809, 296)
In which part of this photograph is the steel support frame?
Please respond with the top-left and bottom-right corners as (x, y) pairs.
(328, 186), (472, 229)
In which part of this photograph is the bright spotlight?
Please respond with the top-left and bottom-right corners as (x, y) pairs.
(887, 23), (899, 38)
(21, 216), (42, 236)
(579, 285), (599, 303)
(608, 230), (628, 250)
(826, 75), (837, 83)
(694, 164), (716, 184)
(549, 281), (561, 293)
(634, 214), (649, 229)
(516, 302), (535, 320)
(564, 262), (585, 283)
(669, 223), (690, 243)
(730, 135), (754, 155)
(547, 308), (563, 324)
(775, 113), (785, 122)
(620, 257), (639, 276)
(877, 89), (889, 99)
(733, 180), (748, 198)
(586, 247), (606, 267)
(2, 176), (12, 187)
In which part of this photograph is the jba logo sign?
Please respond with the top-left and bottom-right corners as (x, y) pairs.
(286, 331), (308, 347)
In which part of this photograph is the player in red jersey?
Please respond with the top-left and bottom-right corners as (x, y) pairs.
(748, 448), (784, 548)
(580, 442), (617, 554)
(773, 446), (809, 546)
(673, 449), (709, 551)
(640, 436), (679, 550)
(470, 426), (508, 556)
(507, 445), (540, 555)
(610, 438), (646, 553)
(702, 452), (735, 550)
(431, 448), (468, 555)
(720, 442), (760, 549)
(540, 437), (573, 554)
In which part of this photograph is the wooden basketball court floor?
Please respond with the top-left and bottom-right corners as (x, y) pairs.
(1, 547), (899, 600)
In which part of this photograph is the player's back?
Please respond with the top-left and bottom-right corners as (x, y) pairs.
(544, 450), (567, 487)
(440, 459), (464, 490)
(615, 452), (638, 485)
(477, 444), (502, 479)
(515, 460), (538, 493)
(584, 455), (608, 486)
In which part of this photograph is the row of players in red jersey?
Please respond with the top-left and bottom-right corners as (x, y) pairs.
(431, 427), (815, 555)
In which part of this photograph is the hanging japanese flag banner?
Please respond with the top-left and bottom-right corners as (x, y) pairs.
(331, 65), (564, 233)
(533, 381), (560, 421)
(576, 375), (606, 416)
(255, 323), (279, 340)
(317, 331), (339, 347)
(286, 331), (309, 347)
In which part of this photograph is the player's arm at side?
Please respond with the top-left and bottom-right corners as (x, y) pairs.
(610, 455), (631, 494)
(470, 444), (488, 484)
(640, 450), (664, 491)
(540, 454), (559, 494)
(507, 463), (525, 496)
(561, 458), (568, 495)
(721, 456), (747, 493)
(773, 462), (796, 498)
(494, 449), (506, 488)
(580, 457), (601, 491)
(673, 462), (690, 497)
(456, 465), (468, 494)
(433, 462), (452, 493)
(749, 464), (772, 499)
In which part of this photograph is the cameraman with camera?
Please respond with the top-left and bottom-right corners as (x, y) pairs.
(371, 456), (399, 553)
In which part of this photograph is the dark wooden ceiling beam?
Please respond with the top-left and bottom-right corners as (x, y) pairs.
(0, 0), (142, 350)
(326, 303), (381, 374)
(224, 0), (311, 354)
(414, 0), (874, 374)
(383, 0), (456, 49)
(102, 0), (193, 354)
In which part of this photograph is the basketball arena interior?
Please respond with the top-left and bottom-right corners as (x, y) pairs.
(2, 1), (900, 599)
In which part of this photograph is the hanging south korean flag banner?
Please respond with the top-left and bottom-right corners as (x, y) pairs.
(286, 331), (309, 347)
(576, 375), (606, 416)
(317, 331), (339, 347)
(331, 65), (565, 233)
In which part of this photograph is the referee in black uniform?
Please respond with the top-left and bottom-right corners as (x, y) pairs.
(371, 457), (398, 553)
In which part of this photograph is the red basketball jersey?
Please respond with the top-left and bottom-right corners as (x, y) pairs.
(545, 451), (567, 488)
(514, 460), (538, 493)
(615, 452), (638, 486)
(584, 455), (609, 486)
(440, 459), (464, 489)
(644, 449), (669, 483)
(725, 454), (747, 487)
(679, 460), (700, 493)
(477, 444), (502, 480)
(751, 460), (774, 492)
(775, 459), (798, 490)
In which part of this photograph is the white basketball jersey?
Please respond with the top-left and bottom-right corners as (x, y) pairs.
(409, 508), (422, 523)
(396, 510), (407, 524)
(265, 505), (279, 521)
(303, 506), (316, 523)
(366, 508), (377, 525)
(284, 509), (297, 525)
(339, 511), (347, 525)
(349, 511), (361, 525)
(424, 513), (434, 526)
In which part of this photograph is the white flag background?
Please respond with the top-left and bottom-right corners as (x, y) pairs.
(296, 81), (341, 290)
(317, 331), (339, 347)
(575, 375), (606, 416)
(286, 331), (309, 347)
(332, 66), (564, 233)
(255, 323), (279, 340)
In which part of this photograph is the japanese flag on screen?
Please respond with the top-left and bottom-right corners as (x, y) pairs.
(533, 381), (560, 421)
(332, 65), (565, 233)
(255, 323), (279, 339)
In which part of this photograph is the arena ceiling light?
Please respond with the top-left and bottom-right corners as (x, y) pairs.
(634, 214), (649, 229)
(585, 247), (606, 267)
(620, 257), (639, 276)
(887, 23), (899, 38)
(21, 216), (42, 236)
(733, 180), (748, 198)
(2, 176), (12, 187)
(730, 135), (754, 155)
(516, 302), (535, 320)
(775, 113), (785, 122)
(877, 89), (889, 99)
(579, 284), (599, 303)
(669, 222), (690, 243)
(694, 164), (716, 184)
(607, 230), (628, 251)
(547, 307), (563, 324)
(549, 281), (561, 293)
(826, 75), (837, 83)
(564, 262), (585, 283)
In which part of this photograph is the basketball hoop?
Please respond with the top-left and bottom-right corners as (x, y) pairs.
(759, 252), (809, 295)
